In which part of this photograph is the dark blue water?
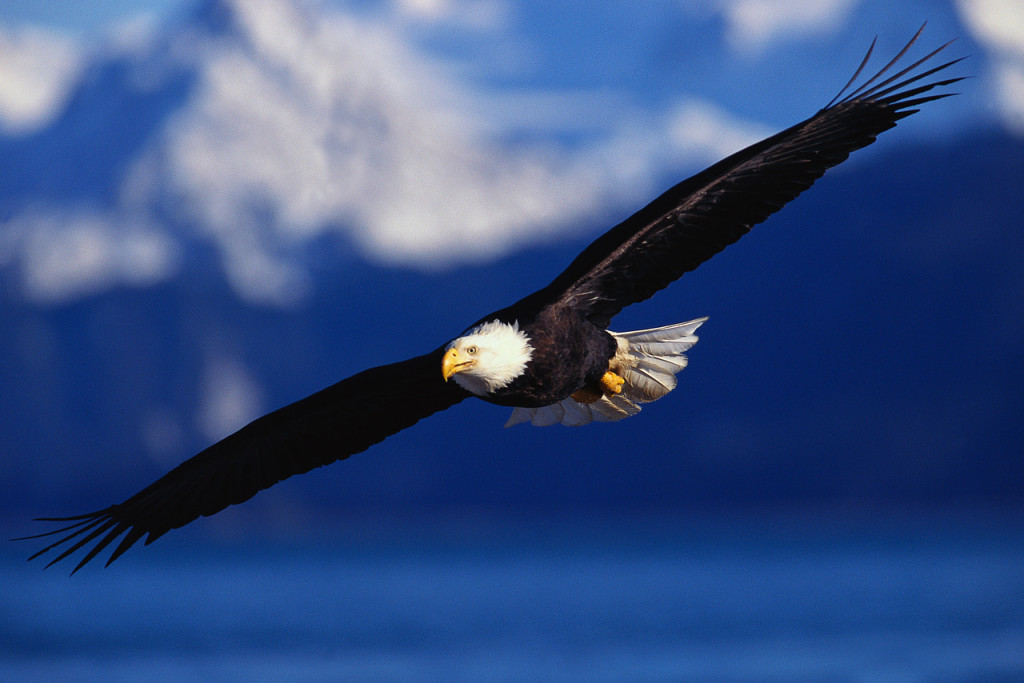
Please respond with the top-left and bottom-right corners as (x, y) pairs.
(4, 512), (1024, 681)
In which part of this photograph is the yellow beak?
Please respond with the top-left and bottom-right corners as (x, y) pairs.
(441, 347), (472, 381)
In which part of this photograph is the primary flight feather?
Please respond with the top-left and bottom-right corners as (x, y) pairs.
(20, 27), (963, 572)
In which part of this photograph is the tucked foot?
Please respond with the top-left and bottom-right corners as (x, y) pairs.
(600, 371), (625, 396)
(571, 371), (626, 403)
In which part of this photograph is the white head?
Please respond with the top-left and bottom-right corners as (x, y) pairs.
(441, 320), (533, 396)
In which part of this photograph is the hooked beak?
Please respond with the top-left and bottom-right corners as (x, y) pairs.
(441, 347), (474, 381)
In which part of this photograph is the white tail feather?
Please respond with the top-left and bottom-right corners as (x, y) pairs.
(505, 317), (707, 427)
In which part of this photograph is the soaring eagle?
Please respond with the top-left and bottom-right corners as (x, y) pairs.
(22, 28), (961, 572)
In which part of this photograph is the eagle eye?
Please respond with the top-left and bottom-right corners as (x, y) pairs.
(466, 346), (478, 355)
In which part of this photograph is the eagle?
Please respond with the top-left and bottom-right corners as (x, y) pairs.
(21, 28), (962, 572)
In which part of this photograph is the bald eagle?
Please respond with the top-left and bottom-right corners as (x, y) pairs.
(21, 28), (961, 572)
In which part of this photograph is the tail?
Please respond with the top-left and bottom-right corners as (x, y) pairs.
(505, 317), (707, 427)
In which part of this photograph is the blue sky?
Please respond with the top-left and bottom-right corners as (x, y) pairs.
(0, 0), (185, 35)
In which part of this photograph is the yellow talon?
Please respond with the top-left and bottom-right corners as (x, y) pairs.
(572, 370), (626, 403)
(600, 371), (625, 395)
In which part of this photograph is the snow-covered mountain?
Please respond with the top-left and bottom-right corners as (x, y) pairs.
(1, 0), (1021, 518)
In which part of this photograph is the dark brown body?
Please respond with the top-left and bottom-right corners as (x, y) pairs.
(482, 307), (618, 408)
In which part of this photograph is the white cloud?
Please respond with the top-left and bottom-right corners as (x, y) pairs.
(992, 62), (1024, 134)
(0, 26), (84, 134)
(956, 0), (1024, 136)
(1, 209), (179, 304)
(563, 99), (772, 219)
(957, 0), (1024, 54)
(162, 0), (775, 276)
(718, 0), (860, 55)
(198, 353), (265, 442)
(158, 0), (610, 289)
(0, 0), (781, 307)
(392, 0), (508, 30)
(668, 100), (772, 163)
(2, 0), (613, 306)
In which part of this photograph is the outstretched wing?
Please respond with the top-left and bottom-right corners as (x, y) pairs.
(19, 347), (468, 573)
(538, 27), (963, 327)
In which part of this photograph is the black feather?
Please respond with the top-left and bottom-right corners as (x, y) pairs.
(17, 349), (467, 572)
(528, 27), (963, 327)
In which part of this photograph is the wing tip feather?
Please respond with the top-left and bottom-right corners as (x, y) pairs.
(828, 25), (962, 113)
(13, 507), (134, 573)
